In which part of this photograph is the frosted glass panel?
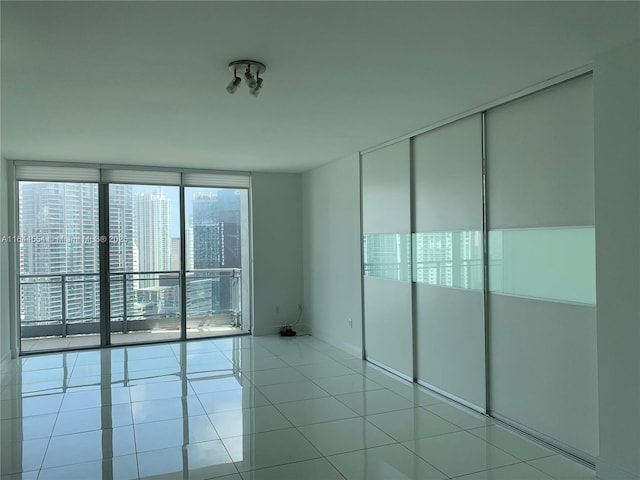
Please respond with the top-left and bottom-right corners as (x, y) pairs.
(413, 231), (483, 290)
(363, 233), (411, 282)
(489, 227), (596, 304)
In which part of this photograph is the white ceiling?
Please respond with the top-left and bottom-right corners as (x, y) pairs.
(2, 1), (639, 173)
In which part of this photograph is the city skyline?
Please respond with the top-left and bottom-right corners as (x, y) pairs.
(18, 181), (245, 326)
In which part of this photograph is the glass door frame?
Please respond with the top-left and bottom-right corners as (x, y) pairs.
(12, 163), (253, 354)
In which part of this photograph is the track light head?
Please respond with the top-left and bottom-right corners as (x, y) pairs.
(250, 77), (264, 97)
(227, 60), (266, 96)
(226, 76), (241, 94)
(244, 68), (257, 90)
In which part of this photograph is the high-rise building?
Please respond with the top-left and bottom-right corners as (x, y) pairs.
(170, 237), (181, 271)
(185, 221), (194, 271)
(191, 190), (241, 311)
(136, 189), (171, 288)
(108, 184), (136, 320)
(19, 182), (100, 324)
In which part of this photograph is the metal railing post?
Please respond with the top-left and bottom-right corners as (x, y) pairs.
(61, 274), (67, 338)
(122, 273), (128, 334)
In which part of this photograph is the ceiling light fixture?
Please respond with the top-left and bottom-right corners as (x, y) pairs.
(227, 60), (266, 96)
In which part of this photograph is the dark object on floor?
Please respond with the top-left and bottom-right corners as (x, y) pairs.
(279, 325), (296, 336)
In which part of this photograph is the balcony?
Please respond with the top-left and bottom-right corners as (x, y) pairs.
(19, 269), (244, 352)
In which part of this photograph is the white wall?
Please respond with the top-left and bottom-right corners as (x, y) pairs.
(301, 154), (362, 356)
(0, 157), (11, 366)
(594, 39), (640, 480)
(251, 172), (303, 336)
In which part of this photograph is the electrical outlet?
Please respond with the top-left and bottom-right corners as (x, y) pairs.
(348, 318), (353, 328)
(275, 305), (279, 314)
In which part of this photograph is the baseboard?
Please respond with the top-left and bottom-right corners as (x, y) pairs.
(597, 460), (640, 480)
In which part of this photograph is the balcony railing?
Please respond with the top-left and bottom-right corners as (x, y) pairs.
(19, 268), (242, 339)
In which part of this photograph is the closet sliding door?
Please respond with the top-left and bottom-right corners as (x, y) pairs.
(361, 140), (413, 378)
(413, 114), (486, 410)
(486, 75), (598, 459)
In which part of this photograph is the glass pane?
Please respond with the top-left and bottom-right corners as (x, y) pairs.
(362, 233), (411, 282)
(109, 185), (182, 344)
(413, 230), (483, 290)
(18, 182), (101, 351)
(184, 188), (249, 338)
(488, 227), (596, 304)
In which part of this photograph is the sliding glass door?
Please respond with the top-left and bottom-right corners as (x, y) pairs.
(18, 181), (101, 351)
(184, 187), (251, 338)
(15, 166), (252, 352)
(109, 184), (182, 344)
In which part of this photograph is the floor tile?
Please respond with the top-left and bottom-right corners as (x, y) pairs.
(171, 341), (222, 356)
(0, 471), (39, 480)
(223, 347), (278, 364)
(257, 380), (329, 404)
(366, 407), (461, 442)
(468, 424), (556, 461)
(222, 428), (322, 472)
(122, 344), (176, 361)
(293, 360), (356, 379)
(137, 440), (238, 479)
(190, 375), (251, 395)
(60, 387), (131, 411)
(183, 351), (234, 367)
(275, 350), (335, 366)
(339, 358), (371, 374)
(197, 387), (271, 414)
(5, 384), (64, 399)
(20, 354), (76, 371)
(0, 413), (57, 440)
(0, 336), (601, 480)
(129, 379), (194, 402)
(239, 458), (344, 480)
(70, 362), (125, 380)
(124, 368), (183, 385)
(19, 369), (67, 386)
(42, 426), (136, 468)
(453, 462), (555, 479)
(214, 336), (257, 352)
(335, 388), (415, 415)
(37, 454), (139, 480)
(122, 356), (180, 374)
(312, 373), (384, 396)
(404, 430), (520, 478)
(327, 443), (446, 480)
(0, 438), (49, 475)
(298, 417), (395, 456)
(528, 455), (598, 479)
(209, 405), (292, 438)
(134, 414), (219, 452)
(241, 367), (308, 387)
(275, 396), (359, 426)
(53, 403), (132, 435)
(0, 394), (63, 419)
(426, 402), (493, 429)
(131, 395), (204, 423)
(321, 348), (359, 361)
(234, 355), (289, 372)
(392, 383), (446, 406)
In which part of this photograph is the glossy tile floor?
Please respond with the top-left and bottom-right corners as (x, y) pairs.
(1, 335), (598, 479)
